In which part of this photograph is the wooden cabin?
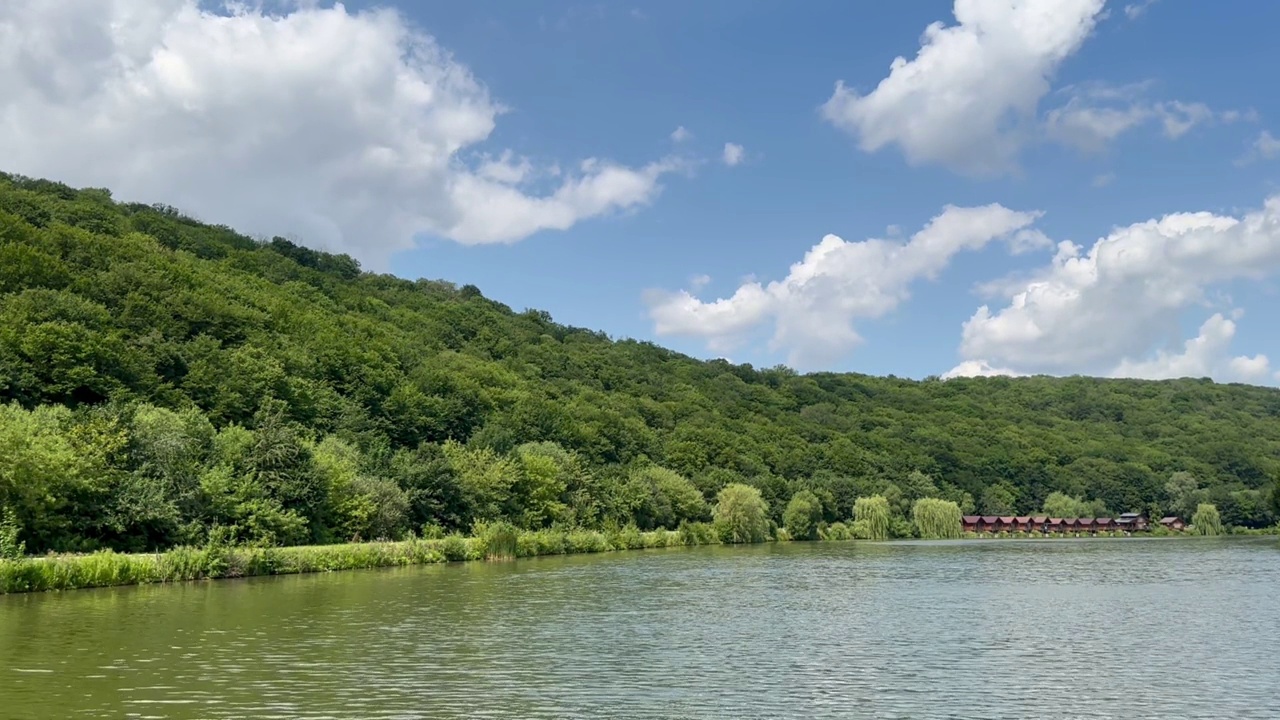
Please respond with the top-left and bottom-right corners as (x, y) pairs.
(998, 516), (1016, 533)
(1077, 518), (1095, 533)
(1047, 518), (1064, 533)
(1116, 512), (1149, 532)
(962, 515), (982, 533)
(1095, 517), (1115, 532)
(1063, 518), (1078, 531)
(1159, 516), (1186, 531)
(1014, 516), (1032, 532)
(1032, 516), (1048, 532)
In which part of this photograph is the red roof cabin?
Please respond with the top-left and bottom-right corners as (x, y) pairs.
(1014, 516), (1032, 532)
(1032, 516), (1048, 532)
(1159, 516), (1186, 531)
(980, 516), (1000, 533)
(962, 515), (982, 533)
(1078, 518), (1095, 533)
(1095, 517), (1114, 532)
(1063, 518), (1078, 531)
(1047, 518), (1065, 533)
(998, 516), (1015, 533)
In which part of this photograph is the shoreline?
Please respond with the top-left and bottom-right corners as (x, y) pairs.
(0, 525), (719, 595)
(3, 525), (1272, 595)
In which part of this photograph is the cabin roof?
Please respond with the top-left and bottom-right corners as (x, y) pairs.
(1160, 516), (1182, 523)
(1032, 516), (1048, 523)
(1048, 518), (1063, 524)
(1078, 518), (1095, 524)
(1118, 512), (1142, 519)
(962, 516), (981, 523)
(981, 516), (999, 523)
(998, 516), (1015, 523)
(1096, 517), (1112, 524)
(1064, 518), (1078, 524)
(1015, 516), (1031, 523)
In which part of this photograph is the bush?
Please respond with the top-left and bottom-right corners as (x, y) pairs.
(819, 521), (853, 541)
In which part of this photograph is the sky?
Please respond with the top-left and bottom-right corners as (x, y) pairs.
(3, 0), (1280, 383)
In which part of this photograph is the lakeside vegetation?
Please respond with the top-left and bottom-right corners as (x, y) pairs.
(2, 170), (1280, 578)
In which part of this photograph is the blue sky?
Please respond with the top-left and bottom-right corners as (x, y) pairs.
(4, 0), (1280, 382)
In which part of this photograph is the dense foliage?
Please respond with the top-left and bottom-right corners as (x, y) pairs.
(1, 171), (1279, 554)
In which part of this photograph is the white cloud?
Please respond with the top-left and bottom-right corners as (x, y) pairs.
(954, 196), (1280, 382)
(1110, 313), (1271, 382)
(820, 0), (1107, 176)
(1254, 130), (1280, 159)
(645, 203), (1041, 369)
(0, 0), (680, 266)
(671, 126), (693, 143)
(942, 360), (1024, 379)
(1123, 0), (1159, 19)
(1045, 84), (1217, 152)
(1092, 173), (1115, 188)
(722, 142), (745, 167)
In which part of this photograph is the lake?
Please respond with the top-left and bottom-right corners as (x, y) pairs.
(2, 538), (1277, 719)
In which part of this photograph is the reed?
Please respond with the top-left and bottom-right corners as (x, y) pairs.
(0, 524), (725, 594)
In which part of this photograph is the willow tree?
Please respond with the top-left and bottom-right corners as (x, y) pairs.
(1191, 503), (1223, 536)
(852, 495), (891, 541)
(913, 498), (962, 539)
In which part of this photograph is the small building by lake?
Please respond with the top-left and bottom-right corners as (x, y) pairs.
(1159, 516), (1186, 531)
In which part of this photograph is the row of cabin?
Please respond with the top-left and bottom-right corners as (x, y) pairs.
(961, 513), (1186, 534)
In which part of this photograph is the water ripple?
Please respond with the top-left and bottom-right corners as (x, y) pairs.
(2, 538), (1278, 719)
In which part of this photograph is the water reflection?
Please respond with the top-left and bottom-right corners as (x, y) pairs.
(2, 539), (1277, 719)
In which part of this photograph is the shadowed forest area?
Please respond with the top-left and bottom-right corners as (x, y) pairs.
(2, 171), (1279, 557)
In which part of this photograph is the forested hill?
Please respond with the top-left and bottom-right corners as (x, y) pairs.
(1, 170), (1278, 554)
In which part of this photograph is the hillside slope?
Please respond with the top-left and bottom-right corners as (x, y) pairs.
(1, 171), (1277, 553)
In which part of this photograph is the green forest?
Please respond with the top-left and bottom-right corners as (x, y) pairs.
(2, 170), (1279, 557)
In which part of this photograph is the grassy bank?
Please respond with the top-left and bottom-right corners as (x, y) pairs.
(0, 522), (722, 595)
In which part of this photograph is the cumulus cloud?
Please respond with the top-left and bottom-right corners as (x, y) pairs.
(1109, 313), (1271, 381)
(820, 1), (1227, 173)
(941, 360), (1024, 379)
(820, 0), (1107, 175)
(722, 143), (746, 166)
(645, 204), (1042, 369)
(0, 0), (681, 265)
(671, 126), (693, 143)
(953, 195), (1280, 383)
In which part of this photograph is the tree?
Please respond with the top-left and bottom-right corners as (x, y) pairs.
(782, 490), (823, 541)
(712, 483), (769, 543)
(1164, 471), (1200, 518)
(623, 465), (708, 530)
(913, 498), (962, 539)
(852, 495), (891, 540)
(1191, 503), (1223, 536)
(979, 484), (1016, 515)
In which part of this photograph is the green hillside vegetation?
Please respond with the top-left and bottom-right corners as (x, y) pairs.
(2, 170), (1279, 556)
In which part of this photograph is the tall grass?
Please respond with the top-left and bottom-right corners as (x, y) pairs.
(0, 523), (716, 594)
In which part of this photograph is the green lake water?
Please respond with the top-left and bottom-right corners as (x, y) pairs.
(2, 538), (1278, 719)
